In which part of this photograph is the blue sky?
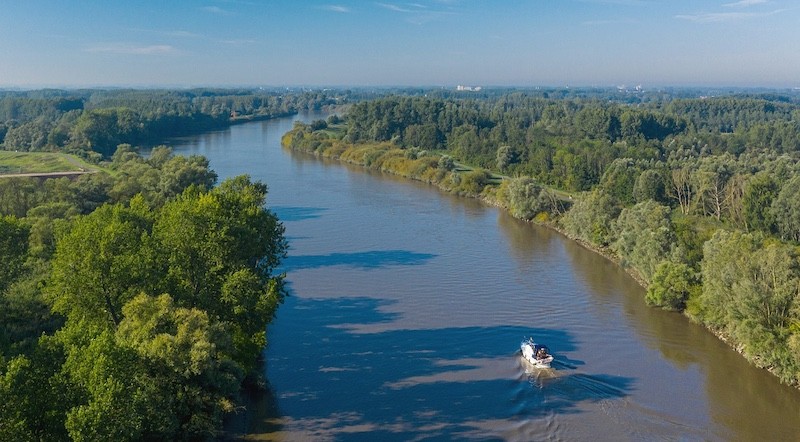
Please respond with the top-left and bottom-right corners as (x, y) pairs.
(1, 0), (798, 88)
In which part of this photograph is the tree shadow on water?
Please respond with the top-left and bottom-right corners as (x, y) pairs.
(227, 296), (635, 441)
(280, 250), (437, 272)
(271, 206), (328, 222)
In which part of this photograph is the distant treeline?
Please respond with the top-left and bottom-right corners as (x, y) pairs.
(287, 90), (800, 387)
(0, 88), (347, 160)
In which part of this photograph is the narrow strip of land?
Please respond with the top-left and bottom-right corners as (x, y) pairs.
(0, 152), (99, 178)
(0, 170), (96, 179)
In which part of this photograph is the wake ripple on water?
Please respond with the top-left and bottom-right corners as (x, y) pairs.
(511, 352), (710, 441)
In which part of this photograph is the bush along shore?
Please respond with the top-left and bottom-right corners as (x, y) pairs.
(283, 119), (800, 389)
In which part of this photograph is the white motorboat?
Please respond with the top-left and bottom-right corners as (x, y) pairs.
(520, 338), (554, 368)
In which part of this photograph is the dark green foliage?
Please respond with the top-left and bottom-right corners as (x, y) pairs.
(743, 172), (778, 233)
(646, 261), (698, 310)
(309, 119), (328, 131)
(501, 177), (553, 220)
(0, 336), (73, 441)
(0, 215), (28, 293)
(600, 158), (640, 205)
(0, 88), (347, 158)
(560, 189), (621, 246)
(496, 145), (518, 172)
(0, 133), (285, 439)
(771, 175), (800, 242)
(697, 231), (800, 383)
(633, 168), (668, 204)
(612, 200), (675, 282)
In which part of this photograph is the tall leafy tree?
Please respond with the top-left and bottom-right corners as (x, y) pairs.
(0, 215), (29, 293)
(698, 230), (800, 382)
(612, 200), (675, 282)
(49, 197), (157, 328)
(743, 172), (778, 233)
(645, 261), (698, 310)
(559, 189), (620, 246)
(771, 175), (800, 242)
(153, 175), (287, 371)
(501, 177), (552, 220)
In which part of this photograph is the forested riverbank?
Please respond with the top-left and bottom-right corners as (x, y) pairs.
(0, 88), (350, 163)
(0, 89), (336, 439)
(282, 90), (800, 388)
(0, 144), (290, 439)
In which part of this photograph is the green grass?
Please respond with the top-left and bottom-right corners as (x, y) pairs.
(0, 151), (97, 175)
(318, 124), (346, 138)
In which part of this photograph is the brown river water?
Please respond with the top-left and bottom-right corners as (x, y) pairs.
(168, 113), (800, 441)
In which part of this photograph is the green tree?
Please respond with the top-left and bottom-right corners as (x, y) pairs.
(403, 123), (440, 150)
(438, 155), (455, 171)
(743, 172), (778, 233)
(153, 176), (287, 371)
(49, 197), (157, 328)
(560, 189), (620, 246)
(633, 168), (667, 204)
(62, 330), (150, 442)
(157, 155), (217, 200)
(771, 175), (800, 242)
(0, 336), (72, 441)
(612, 200), (675, 282)
(0, 215), (29, 293)
(495, 145), (518, 172)
(501, 177), (551, 220)
(645, 261), (697, 310)
(698, 230), (800, 382)
(113, 293), (242, 439)
(600, 158), (639, 205)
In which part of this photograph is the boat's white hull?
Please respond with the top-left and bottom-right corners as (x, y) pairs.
(521, 341), (553, 368)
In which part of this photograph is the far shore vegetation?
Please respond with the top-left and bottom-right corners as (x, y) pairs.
(282, 90), (800, 391)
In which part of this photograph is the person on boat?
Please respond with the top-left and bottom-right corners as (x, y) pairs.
(536, 347), (548, 360)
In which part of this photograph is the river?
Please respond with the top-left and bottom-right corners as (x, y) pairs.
(168, 112), (800, 441)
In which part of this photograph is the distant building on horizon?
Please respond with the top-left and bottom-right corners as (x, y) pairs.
(456, 85), (482, 92)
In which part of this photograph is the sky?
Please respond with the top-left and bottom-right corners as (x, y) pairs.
(0, 0), (798, 88)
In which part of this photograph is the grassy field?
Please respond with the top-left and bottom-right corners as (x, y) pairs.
(0, 151), (96, 175)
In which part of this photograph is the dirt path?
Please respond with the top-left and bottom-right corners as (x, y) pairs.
(0, 170), (96, 179)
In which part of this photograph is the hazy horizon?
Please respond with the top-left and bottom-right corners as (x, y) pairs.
(2, 1), (799, 89)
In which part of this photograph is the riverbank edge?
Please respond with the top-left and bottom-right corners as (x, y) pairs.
(281, 131), (788, 387)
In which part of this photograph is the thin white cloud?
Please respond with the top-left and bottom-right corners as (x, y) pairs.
(676, 8), (784, 22)
(166, 30), (202, 38)
(201, 6), (233, 15)
(378, 3), (418, 13)
(85, 44), (176, 55)
(582, 18), (639, 26)
(321, 5), (350, 13)
(218, 39), (257, 45)
(376, 2), (455, 24)
(128, 28), (202, 38)
(723, 0), (768, 7)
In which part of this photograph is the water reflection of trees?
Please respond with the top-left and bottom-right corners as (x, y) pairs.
(495, 210), (562, 270)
